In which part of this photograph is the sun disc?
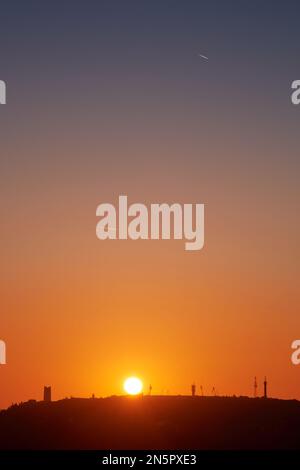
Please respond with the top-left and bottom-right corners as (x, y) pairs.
(124, 377), (143, 395)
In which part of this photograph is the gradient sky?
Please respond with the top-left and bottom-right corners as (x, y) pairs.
(0, 1), (300, 408)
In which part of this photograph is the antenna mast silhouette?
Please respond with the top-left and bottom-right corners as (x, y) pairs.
(254, 376), (258, 398)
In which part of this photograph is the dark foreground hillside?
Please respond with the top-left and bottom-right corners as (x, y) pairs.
(0, 396), (300, 449)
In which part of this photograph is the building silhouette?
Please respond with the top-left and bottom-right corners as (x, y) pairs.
(191, 383), (196, 396)
(43, 386), (51, 402)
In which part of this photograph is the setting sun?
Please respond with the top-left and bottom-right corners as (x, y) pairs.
(124, 377), (143, 395)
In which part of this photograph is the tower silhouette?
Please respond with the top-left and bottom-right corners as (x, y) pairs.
(264, 377), (267, 398)
(43, 386), (51, 402)
(191, 383), (196, 396)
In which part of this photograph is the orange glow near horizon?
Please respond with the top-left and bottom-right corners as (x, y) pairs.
(1, 5), (300, 410)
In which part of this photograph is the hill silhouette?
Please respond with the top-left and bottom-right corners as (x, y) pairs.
(1, 395), (300, 449)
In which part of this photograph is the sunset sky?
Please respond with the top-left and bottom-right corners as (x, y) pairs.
(0, 1), (300, 408)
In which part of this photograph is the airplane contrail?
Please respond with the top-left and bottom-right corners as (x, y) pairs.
(198, 53), (208, 60)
